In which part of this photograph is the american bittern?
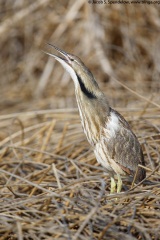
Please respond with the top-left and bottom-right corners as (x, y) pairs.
(44, 44), (146, 193)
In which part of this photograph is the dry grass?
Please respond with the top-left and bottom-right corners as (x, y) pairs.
(0, 1), (160, 239)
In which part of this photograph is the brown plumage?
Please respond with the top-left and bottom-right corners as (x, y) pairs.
(44, 44), (146, 193)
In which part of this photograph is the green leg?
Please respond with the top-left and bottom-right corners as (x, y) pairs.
(110, 177), (116, 194)
(117, 174), (122, 193)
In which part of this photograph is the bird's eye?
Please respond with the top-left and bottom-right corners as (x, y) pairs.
(70, 58), (74, 61)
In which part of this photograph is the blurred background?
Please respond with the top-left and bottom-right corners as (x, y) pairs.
(0, 2), (160, 238)
(0, 0), (160, 115)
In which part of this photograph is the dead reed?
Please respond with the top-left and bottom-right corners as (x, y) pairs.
(0, 1), (160, 239)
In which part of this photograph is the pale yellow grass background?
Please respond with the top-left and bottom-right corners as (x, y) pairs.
(0, 1), (160, 239)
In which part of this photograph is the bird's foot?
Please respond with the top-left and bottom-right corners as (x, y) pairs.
(110, 177), (117, 194)
(117, 174), (122, 193)
(110, 175), (123, 194)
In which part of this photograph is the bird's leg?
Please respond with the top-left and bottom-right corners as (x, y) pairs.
(110, 177), (116, 194)
(117, 174), (122, 193)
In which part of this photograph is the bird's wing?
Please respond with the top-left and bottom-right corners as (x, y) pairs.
(104, 109), (144, 175)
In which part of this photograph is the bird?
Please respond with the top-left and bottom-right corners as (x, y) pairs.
(44, 44), (146, 193)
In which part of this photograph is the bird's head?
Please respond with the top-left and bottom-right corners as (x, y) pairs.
(45, 44), (86, 74)
(44, 44), (101, 98)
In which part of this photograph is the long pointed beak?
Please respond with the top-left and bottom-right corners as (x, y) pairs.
(43, 43), (72, 66)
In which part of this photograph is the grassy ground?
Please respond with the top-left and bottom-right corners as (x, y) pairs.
(0, 1), (160, 239)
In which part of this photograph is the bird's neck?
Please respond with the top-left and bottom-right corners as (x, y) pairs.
(75, 75), (110, 145)
(57, 59), (110, 144)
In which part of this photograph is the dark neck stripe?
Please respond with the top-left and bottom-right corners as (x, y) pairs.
(76, 74), (96, 99)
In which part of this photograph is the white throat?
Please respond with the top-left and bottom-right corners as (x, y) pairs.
(56, 57), (79, 89)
